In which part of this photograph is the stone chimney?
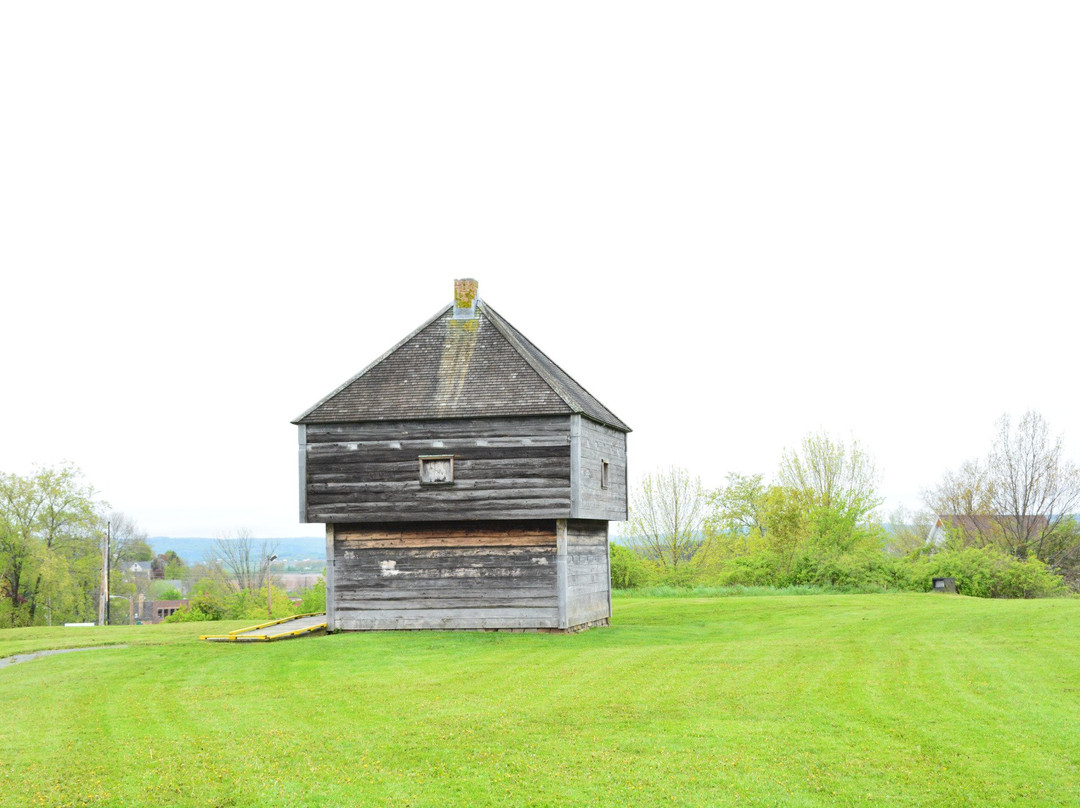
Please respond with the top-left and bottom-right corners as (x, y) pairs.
(453, 278), (479, 319)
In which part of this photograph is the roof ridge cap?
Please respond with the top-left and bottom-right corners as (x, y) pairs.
(291, 303), (453, 424)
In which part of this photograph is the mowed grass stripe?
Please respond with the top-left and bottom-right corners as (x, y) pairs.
(0, 594), (1077, 807)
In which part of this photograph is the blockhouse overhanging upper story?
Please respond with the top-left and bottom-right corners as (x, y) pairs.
(292, 279), (629, 631)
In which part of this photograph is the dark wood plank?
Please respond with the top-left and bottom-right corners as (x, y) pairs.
(305, 415), (571, 444)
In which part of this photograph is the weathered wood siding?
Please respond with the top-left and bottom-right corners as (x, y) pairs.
(571, 416), (628, 521)
(302, 416), (572, 523)
(332, 520), (559, 630)
(325, 523), (336, 629)
(562, 520), (611, 628)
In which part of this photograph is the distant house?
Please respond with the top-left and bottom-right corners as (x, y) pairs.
(928, 514), (1051, 547)
(123, 560), (154, 581)
(145, 599), (189, 623)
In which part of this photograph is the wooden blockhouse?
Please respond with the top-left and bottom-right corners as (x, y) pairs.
(293, 279), (630, 632)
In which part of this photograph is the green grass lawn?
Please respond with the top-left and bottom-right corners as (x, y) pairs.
(1, 594), (1078, 807)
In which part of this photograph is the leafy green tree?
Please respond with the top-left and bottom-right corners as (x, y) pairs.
(702, 435), (885, 587)
(704, 473), (769, 554)
(160, 550), (186, 579)
(0, 464), (103, 626)
(704, 475), (806, 572)
(759, 485), (811, 574)
(778, 432), (882, 554)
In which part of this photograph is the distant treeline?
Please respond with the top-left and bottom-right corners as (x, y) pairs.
(616, 416), (1080, 599)
(0, 463), (328, 628)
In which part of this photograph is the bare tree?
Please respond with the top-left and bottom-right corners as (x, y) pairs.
(626, 467), (705, 569)
(211, 529), (278, 593)
(924, 460), (995, 520)
(107, 511), (149, 569)
(925, 411), (1080, 566)
(923, 460), (999, 548)
(988, 411), (1080, 563)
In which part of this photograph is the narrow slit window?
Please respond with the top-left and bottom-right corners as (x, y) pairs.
(601, 459), (610, 489)
(419, 455), (454, 485)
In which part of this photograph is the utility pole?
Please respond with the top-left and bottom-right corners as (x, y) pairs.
(266, 554), (278, 618)
(99, 520), (110, 626)
(106, 520), (111, 626)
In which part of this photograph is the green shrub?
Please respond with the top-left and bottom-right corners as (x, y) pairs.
(164, 591), (225, 622)
(226, 586), (295, 620)
(784, 550), (909, 592)
(610, 543), (651, 589)
(613, 584), (841, 598)
(695, 547), (1065, 598)
(715, 553), (783, 587)
(297, 579), (326, 613)
(650, 562), (701, 588)
(922, 548), (1067, 598)
(609, 541), (1067, 599)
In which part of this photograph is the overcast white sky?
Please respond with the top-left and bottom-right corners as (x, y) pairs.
(2, 3), (1078, 537)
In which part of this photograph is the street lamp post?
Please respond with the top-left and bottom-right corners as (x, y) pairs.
(266, 554), (278, 618)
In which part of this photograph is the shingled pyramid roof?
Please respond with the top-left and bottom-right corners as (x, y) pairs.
(293, 300), (630, 431)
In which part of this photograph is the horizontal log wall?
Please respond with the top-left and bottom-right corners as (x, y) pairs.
(303, 416), (572, 523)
(333, 520), (559, 630)
(563, 520), (611, 628)
(573, 416), (628, 521)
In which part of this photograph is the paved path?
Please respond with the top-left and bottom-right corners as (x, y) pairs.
(0, 645), (125, 669)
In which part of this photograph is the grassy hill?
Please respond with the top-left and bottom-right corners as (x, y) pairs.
(1, 594), (1078, 806)
(147, 536), (325, 564)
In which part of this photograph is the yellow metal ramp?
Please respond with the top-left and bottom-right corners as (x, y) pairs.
(200, 613), (327, 642)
